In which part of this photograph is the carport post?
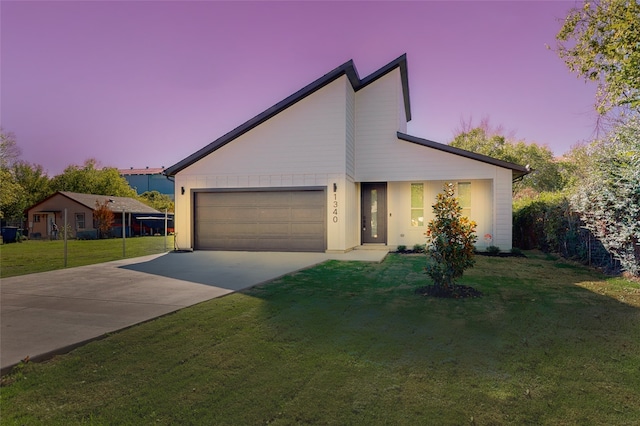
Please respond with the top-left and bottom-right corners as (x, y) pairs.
(122, 208), (126, 257)
(164, 208), (167, 252)
(64, 208), (68, 267)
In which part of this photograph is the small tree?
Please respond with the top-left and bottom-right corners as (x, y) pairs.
(93, 200), (115, 238)
(425, 183), (478, 291)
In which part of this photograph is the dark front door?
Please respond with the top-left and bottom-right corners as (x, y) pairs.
(361, 183), (387, 244)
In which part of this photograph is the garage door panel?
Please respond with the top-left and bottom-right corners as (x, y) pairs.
(197, 207), (258, 221)
(291, 222), (324, 235)
(194, 190), (325, 252)
(291, 207), (324, 220)
(215, 223), (258, 237)
(289, 191), (322, 205)
(258, 207), (292, 221)
(256, 223), (290, 235)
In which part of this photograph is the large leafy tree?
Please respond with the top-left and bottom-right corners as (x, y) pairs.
(2, 162), (51, 221)
(571, 117), (640, 276)
(450, 121), (565, 194)
(0, 129), (24, 220)
(50, 159), (137, 197)
(556, 0), (640, 114)
(0, 169), (21, 220)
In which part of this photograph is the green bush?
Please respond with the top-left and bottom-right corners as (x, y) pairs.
(513, 191), (618, 274)
(412, 244), (425, 253)
(486, 245), (501, 255)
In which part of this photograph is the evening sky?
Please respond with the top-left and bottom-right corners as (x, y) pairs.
(1, 1), (596, 175)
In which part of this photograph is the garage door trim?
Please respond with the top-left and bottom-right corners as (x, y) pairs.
(192, 186), (327, 252)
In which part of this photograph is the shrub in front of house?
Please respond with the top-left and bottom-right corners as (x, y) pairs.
(76, 230), (98, 240)
(420, 183), (480, 298)
(486, 245), (501, 255)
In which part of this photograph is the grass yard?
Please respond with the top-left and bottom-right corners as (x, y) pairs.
(0, 235), (174, 278)
(1, 252), (639, 425)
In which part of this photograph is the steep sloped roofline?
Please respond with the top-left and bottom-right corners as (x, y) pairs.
(26, 191), (160, 214)
(397, 132), (530, 180)
(164, 54), (411, 176)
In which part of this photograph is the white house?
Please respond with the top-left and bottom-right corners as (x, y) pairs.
(164, 54), (528, 253)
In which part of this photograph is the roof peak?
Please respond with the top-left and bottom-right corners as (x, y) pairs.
(165, 54), (410, 176)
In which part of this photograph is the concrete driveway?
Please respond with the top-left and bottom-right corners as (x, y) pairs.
(1, 249), (387, 374)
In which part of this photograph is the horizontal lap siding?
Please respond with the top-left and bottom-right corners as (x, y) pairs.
(346, 80), (356, 179)
(175, 76), (350, 250)
(354, 69), (501, 183)
(183, 77), (348, 177)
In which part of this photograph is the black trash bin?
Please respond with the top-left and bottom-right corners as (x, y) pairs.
(1, 226), (19, 243)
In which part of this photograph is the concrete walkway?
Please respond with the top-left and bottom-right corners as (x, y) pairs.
(1, 249), (387, 374)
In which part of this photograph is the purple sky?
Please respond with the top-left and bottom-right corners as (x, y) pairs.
(1, 1), (596, 176)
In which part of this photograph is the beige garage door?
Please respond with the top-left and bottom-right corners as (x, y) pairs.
(194, 190), (326, 251)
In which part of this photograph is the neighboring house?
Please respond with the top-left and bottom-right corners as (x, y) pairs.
(164, 54), (528, 253)
(25, 191), (172, 239)
(119, 167), (175, 200)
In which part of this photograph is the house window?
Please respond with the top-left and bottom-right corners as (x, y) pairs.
(411, 183), (424, 226)
(34, 214), (41, 223)
(458, 182), (471, 218)
(75, 213), (86, 229)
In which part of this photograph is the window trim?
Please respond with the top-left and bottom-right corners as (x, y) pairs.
(75, 213), (86, 229)
(457, 181), (471, 218)
(410, 183), (424, 227)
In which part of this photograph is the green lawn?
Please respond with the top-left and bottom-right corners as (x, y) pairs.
(2, 253), (639, 425)
(0, 235), (174, 278)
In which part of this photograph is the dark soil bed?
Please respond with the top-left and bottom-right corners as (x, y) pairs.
(396, 250), (525, 258)
(415, 284), (483, 299)
(475, 251), (526, 258)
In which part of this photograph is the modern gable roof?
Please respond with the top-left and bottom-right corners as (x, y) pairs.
(164, 54), (411, 176)
(397, 132), (530, 180)
(27, 191), (160, 214)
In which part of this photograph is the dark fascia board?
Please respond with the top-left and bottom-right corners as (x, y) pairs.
(164, 54), (411, 176)
(359, 54), (411, 121)
(397, 132), (530, 180)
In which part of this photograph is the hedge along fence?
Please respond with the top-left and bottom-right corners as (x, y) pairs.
(513, 193), (621, 274)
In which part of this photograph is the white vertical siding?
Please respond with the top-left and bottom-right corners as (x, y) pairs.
(345, 177), (359, 249)
(173, 174), (192, 250)
(327, 175), (344, 252)
(345, 80), (356, 179)
(493, 168), (513, 250)
(355, 71), (402, 181)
